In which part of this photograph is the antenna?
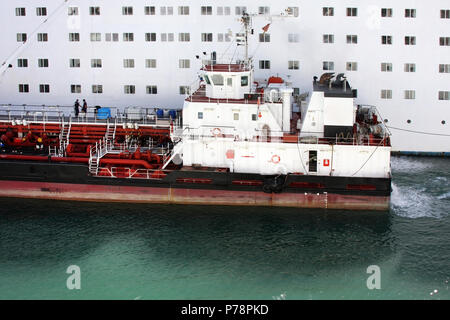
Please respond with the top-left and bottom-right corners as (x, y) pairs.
(238, 9), (294, 67)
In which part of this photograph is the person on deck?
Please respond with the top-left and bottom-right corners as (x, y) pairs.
(74, 99), (80, 117)
(82, 99), (88, 118)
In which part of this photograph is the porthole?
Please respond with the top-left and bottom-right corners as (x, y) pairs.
(384, 119), (389, 123)
(407, 119), (411, 124)
(442, 120), (446, 125)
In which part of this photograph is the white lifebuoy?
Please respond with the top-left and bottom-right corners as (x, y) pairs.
(212, 128), (222, 137)
(271, 155), (281, 164)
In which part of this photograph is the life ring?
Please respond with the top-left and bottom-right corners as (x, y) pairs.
(271, 155), (281, 164)
(212, 128), (222, 137)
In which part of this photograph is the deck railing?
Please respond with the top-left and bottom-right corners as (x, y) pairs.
(0, 104), (181, 128)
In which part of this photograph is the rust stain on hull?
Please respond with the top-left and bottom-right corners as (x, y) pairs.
(0, 180), (390, 211)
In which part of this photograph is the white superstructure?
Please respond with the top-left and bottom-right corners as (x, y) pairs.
(0, 0), (449, 154)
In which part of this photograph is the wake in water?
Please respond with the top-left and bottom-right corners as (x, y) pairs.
(390, 156), (450, 219)
(390, 183), (443, 219)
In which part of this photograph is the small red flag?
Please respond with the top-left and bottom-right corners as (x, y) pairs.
(262, 23), (270, 33)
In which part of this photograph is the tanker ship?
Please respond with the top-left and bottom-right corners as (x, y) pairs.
(0, 14), (392, 210)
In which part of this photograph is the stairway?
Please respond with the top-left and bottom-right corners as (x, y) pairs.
(58, 118), (71, 157)
(105, 118), (117, 142)
(89, 120), (117, 175)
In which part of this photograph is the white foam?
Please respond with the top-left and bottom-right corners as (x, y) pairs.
(437, 192), (450, 200)
(391, 183), (446, 219)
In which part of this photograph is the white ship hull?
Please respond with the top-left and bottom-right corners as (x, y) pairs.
(0, 0), (448, 154)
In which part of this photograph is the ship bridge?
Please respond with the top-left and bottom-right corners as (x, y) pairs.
(200, 62), (254, 101)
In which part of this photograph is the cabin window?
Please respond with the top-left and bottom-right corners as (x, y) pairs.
(308, 151), (317, 173)
(36, 8), (47, 16)
(252, 114), (257, 121)
(211, 74), (224, 86)
(90, 7), (100, 16)
(16, 8), (26, 16)
(19, 84), (29, 93)
(227, 78), (233, 86)
(92, 85), (103, 94)
(39, 84), (50, 93)
(145, 6), (156, 15)
(125, 85), (136, 94)
(204, 75), (211, 84)
(233, 113), (239, 120)
(71, 85), (81, 94)
(145, 59), (156, 68)
(198, 112), (203, 119)
(146, 86), (157, 94)
(241, 76), (248, 86)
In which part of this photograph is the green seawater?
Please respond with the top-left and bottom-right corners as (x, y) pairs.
(0, 156), (449, 300)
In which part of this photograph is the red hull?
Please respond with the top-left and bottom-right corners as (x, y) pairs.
(0, 180), (389, 211)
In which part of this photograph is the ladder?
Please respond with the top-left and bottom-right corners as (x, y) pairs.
(58, 117), (71, 157)
(105, 118), (117, 142)
(89, 137), (112, 175)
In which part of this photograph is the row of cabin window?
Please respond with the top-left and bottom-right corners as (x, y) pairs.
(16, 6), (450, 19)
(17, 84), (190, 95)
(13, 6), (285, 17)
(15, 84), (450, 101)
(380, 90), (450, 101)
(14, 58), (450, 73)
(323, 35), (421, 45)
(69, 6), (291, 17)
(16, 32), (450, 46)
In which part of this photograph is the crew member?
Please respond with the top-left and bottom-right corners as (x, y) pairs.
(74, 99), (80, 117)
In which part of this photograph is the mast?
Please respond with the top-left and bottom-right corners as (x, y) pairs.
(241, 12), (251, 65)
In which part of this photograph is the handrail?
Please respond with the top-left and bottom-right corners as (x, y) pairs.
(0, 104), (179, 127)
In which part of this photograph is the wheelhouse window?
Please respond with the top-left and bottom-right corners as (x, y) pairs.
(211, 74), (224, 86)
(241, 76), (249, 86)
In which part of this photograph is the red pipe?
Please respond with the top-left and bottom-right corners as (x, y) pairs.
(0, 154), (89, 163)
(100, 159), (154, 169)
(0, 154), (154, 168)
